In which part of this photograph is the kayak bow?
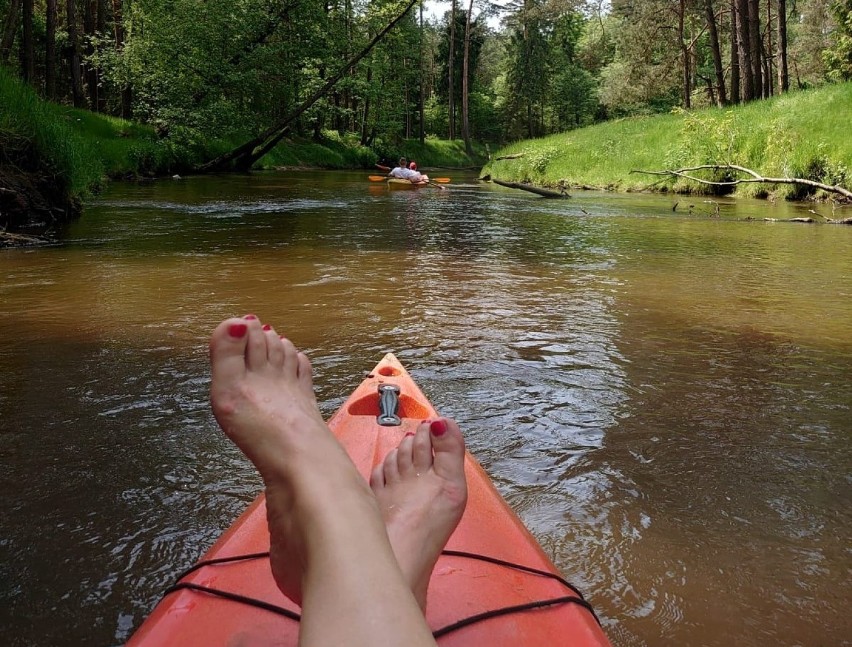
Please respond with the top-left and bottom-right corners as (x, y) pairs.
(128, 354), (610, 647)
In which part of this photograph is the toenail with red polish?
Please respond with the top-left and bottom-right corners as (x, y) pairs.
(404, 432), (415, 437)
(244, 314), (257, 320)
(228, 323), (248, 338)
(262, 324), (272, 331)
(430, 419), (447, 436)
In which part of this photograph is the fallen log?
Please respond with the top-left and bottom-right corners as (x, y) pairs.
(631, 164), (852, 200)
(491, 178), (569, 198)
(494, 153), (526, 161)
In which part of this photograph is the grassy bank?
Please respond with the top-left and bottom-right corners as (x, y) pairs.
(483, 82), (852, 201)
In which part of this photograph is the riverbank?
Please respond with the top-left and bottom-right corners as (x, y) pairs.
(483, 82), (852, 202)
(0, 67), (485, 245)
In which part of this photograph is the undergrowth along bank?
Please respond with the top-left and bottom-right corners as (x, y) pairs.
(483, 82), (852, 201)
(1, 64), (484, 219)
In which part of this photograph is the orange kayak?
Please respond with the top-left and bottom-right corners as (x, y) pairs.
(128, 354), (611, 646)
(388, 177), (430, 189)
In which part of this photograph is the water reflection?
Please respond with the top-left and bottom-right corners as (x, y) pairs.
(0, 171), (850, 646)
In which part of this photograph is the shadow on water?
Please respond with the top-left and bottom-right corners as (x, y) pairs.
(1, 171), (850, 646)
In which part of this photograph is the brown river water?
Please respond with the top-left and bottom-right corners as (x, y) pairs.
(1, 171), (850, 646)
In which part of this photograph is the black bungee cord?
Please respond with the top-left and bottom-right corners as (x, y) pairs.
(162, 548), (602, 638)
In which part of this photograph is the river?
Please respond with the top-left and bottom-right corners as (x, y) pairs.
(1, 171), (849, 646)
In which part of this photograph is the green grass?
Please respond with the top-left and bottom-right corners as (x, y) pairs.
(255, 131), (378, 169)
(483, 82), (852, 200)
(383, 137), (488, 169)
(1, 67), (103, 197)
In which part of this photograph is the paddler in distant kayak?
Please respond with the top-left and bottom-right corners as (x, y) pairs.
(208, 315), (468, 646)
(388, 156), (410, 179)
(406, 161), (430, 184)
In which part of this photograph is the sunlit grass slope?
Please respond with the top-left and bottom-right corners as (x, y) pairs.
(484, 82), (852, 200)
(1, 67), (104, 196)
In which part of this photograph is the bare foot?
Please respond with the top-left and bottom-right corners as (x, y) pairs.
(209, 315), (378, 605)
(370, 418), (468, 610)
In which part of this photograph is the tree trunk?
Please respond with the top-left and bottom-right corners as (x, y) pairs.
(736, 0), (754, 101)
(111, 0), (132, 118)
(461, 0), (473, 155)
(66, 0), (84, 107)
(404, 70), (410, 139)
(82, 0), (98, 109)
(705, 0), (727, 106)
(765, 0), (774, 96)
(1, 0), (22, 65)
(729, 0), (740, 103)
(702, 74), (717, 105)
(679, 0), (691, 108)
(198, 0), (419, 173)
(448, 0), (456, 140)
(96, 0), (106, 111)
(777, 0), (789, 92)
(419, 0), (425, 144)
(360, 66), (372, 146)
(21, 0), (34, 84)
(748, 0), (762, 98)
(491, 179), (569, 198)
(45, 0), (57, 98)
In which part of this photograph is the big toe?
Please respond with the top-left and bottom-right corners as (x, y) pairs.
(429, 418), (466, 482)
(210, 317), (252, 384)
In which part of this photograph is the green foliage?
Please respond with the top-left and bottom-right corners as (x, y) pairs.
(824, 0), (852, 81)
(503, 4), (549, 139)
(669, 108), (741, 166)
(528, 146), (558, 175)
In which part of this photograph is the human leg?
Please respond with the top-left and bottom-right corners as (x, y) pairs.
(370, 418), (468, 611)
(209, 316), (436, 647)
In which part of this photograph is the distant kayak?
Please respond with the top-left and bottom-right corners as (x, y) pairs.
(388, 177), (430, 189)
(128, 354), (610, 646)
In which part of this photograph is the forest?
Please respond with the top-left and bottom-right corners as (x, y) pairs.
(2, 0), (850, 161)
(1, 0), (850, 240)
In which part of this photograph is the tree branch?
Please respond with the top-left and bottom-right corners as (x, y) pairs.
(631, 164), (852, 200)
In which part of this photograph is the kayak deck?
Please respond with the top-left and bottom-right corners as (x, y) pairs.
(128, 354), (610, 646)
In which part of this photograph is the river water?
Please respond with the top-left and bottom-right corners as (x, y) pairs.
(1, 171), (849, 646)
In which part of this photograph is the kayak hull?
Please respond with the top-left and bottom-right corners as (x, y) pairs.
(388, 178), (429, 189)
(128, 354), (610, 647)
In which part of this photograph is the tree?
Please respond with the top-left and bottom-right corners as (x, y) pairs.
(599, 0), (685, 115)
(1, 0), (22, 65)
(45, 0), (57, 99)
(788, 0), (834, 87)
(505, 0), (548, 137)
(549, 11), (598, 129)
(448, 0), (456, 139)
(736, 0), (755, 100)
(730, 0), (741, 103)
(777, 0), (790, 91)
(704, 0), (727, 105)
(824, 0), (852, 81)
(66, 0), (84, 107)
(748, 0), (763, 98)
(461, 0), (474, 155)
